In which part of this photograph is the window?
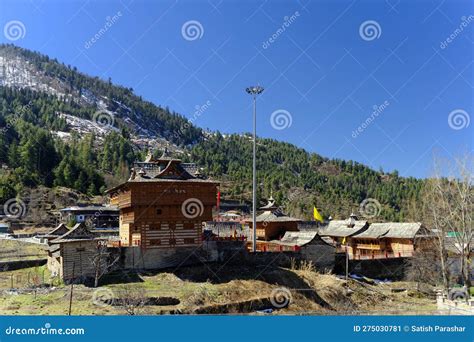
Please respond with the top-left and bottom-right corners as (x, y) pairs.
(184, 238), (195, 244)
(149, 224), (160, 231)
(156, 208), (162, 215)
(149, 239), (161, 246)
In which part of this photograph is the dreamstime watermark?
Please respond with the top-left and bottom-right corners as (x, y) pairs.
(440, 15), (474, 49)
(181, 20), (204, 41)
(3, 198), (27, 219)
(270, 287), (292, 308)
(181, 198), (204, 219)
(92, 287), (115, 307)
(359, 20), (382, 41)
(359, 198), (382, 218)
(92, 109), (115, 128)
(270, 109), (293, 130)
(448, 109), (470, 130)
(352, 100), (390, 138)
(84, 11), (123, 49)
(173, 100), (211, 139)
(3, 20), (26, 41)
(0, 101), (33, 135)
(5, 323), (85, 336)
(262, 11), (300, 49)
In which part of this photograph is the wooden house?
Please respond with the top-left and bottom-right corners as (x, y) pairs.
(59, 205), (119, 229)
(106, 152), (219, 249)
(320, 215), (432, 260)
(347, 222), (431, 260)
(246, 196), (301, 241)
(37, 223), (69, 244)
(46, 223), (105, 282)
(318, 214), (369, 249)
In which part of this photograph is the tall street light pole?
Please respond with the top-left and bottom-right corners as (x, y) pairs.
(245, 85), (264, 253)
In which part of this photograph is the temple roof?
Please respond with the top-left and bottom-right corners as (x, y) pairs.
(259, 196), (278, 210)
(105, 151), (218, 194)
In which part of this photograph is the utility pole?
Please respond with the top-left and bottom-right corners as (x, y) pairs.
(245, 85), (264, 252)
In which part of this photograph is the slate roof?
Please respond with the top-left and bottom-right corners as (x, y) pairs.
(39, 223), (70, 239)
(277, 231), (318, 246)
(245, 211), (302, 223)
(318, 219), (368, 237)
(50, 223), (101, 244)
(106, 156), (218, 194)
(204, 222), (249, 238)
(352, 224), (391, 238)
(360, 222), (424, 239)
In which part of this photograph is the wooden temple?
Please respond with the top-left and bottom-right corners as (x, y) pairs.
(106, 151), (219, 249)
(246, 196), (301, 242)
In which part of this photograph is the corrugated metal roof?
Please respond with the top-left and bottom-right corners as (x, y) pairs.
(318, 219), (368, 237)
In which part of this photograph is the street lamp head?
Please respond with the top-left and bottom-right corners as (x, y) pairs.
(245, 85), (264, 95)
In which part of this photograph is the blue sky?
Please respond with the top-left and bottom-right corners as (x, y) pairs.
(0, 0), (472, 178)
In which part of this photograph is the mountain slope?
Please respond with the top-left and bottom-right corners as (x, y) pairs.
(0, 44), (423, 222)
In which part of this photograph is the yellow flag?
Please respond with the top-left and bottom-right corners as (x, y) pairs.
(342, 237), (346, 244)
(313, 206), (323, 222)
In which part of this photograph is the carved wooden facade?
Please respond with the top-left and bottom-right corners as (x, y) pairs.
(106, 154), (219, 249)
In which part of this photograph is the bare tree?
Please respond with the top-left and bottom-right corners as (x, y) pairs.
(115, 284), (147, 315)
(90, 240), (120, 287)
(423, 154), (473, 290)
(406, 238), (442, 292)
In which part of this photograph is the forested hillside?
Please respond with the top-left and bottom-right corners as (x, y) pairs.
(187, 133), (423, 221)
(0, 44), (424, 221)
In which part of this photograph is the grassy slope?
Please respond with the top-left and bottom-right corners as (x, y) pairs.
(0, 265), (437, 315)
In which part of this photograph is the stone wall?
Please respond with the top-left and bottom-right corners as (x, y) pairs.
(118, 240), (336, 272)
(334, 255), (408, 279)
(300, 242), (335, 272)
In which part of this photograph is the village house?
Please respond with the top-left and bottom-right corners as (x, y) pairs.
(266, 230), (335, 271)
(59, 205), (119, 230)
(347, 222), (432, 260)
(46, 223), (106, 283)
(319, 214), (432, 260)
(318, 213), (369, 248)
(106, 151), (219, 249)
(38, 223), (69, 244)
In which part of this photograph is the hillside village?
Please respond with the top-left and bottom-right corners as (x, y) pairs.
(0, 149), (472, 315)
(0, 45), (472, 315)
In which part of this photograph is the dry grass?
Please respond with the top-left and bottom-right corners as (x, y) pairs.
(0, 239), (47, 262)
(0, 264), (438, 315)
